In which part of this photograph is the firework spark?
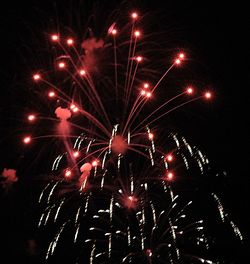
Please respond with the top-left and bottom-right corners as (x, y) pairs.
(13, 6), (243, 264)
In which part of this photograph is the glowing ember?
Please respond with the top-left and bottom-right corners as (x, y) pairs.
(205, 91), (212, 99)
(111, 29), (117, 35)
(33, 74), (40, 80)
(67, 38), (74, 45)
(131, 12), (138, 19)
(134, 30), (141, 37)
(187, 87), (194, 94)
(166, 154), (173, 162)
(124, 196), (137, 209)
(175, 58), (181, 65)
(136, 56), (143, 62)
(51, 34), (59, 41)
(48, 91), (55, 97)
(148, 133), (154, 140)
(166, 172), (174, 180)
(91, 160), (99, 167)
(58, 62), (66, 68)
(79, 69), (86, 76)
(23, 136), (31, 144)
(28, 114), (36, 121)
(73, 151), (80, 158)
(179, 53), (185, 59)
(64, 169), (72, 178)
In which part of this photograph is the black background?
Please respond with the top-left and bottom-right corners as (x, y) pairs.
(0, 0), (249, 263)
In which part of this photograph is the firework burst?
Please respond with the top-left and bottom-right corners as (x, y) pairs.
(13, 6), (243, 264)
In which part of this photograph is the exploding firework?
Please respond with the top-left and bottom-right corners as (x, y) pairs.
(14, 5), (243, 264)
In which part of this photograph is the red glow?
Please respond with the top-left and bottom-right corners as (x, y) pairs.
(73, 151), (80, 158)
(112, 135), (128, 154)
(146, 92), (151, 98)
(146, 249), (153, 257)
(136, 56), (143, 62)
(179, 53), (185, 59)
(175, 58), (181, 65)
(33, 74), (41, 81)
(51, 34), (59, 41)
(67, 38), (74, 45)
(165, 154), (173, 162)
(128, 196), (134, 201)
(143, 83), (149, 89)
(48, 91), (55, 98)
(131, 12), (138, 19)
(134, 30), (141, 37)
(79, 69), (86, 76)
(28, 114), (36, 122)
(23, 136), (31, 144)
(111, 29), (117, 35)
(70, 104), (79, 113)
(58, 62), (66, 69)
(166, 172), (174, 181)
(124, 195), (138, 209)
(141, 90), (146, 96)
(91, 160), (99, 167)
(72, 107), (79, 113)
(186, 87), (194, 94)
(205, 91), (212, 99)
(64, 169), (72, 178)
(148, 133), (154, 140)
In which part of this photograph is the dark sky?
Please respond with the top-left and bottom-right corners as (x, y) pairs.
(0, 0), (249, 262)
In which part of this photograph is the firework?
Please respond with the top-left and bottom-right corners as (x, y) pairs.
(16, 7), (243, 264)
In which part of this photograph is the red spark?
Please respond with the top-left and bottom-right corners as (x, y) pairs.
(165, 154), (174, 162)
(124, 195), (138, 209)
(58, 62), (66, 69)
(48, 91), (56, 98)
(148, 133), (154, 140)
(175, 58), (181, 65)
(166, 171), (174, 181)
(64, 169), (72, 178)
(136, 56), (143, 62)
(79, 69), (86, 76)
(134, 30), (141, 38)
(23, 136), (31, 144)
(204, 91), (212, 99)
(33, 74), (41, 81)
(111, 29), (117, 35)
(67, 38), (74, 45)
(178, 52), (185, 59)
(186, 87), (194, 94)
(51, 34), (59, 42)
(128, 196), (134, 201)
(91, 160), (99, 167)
(73, 151), (80, 158)
(27, 114), (36, 122)
(131, 12), (138, 19)
(70, 104), (79, 113)
(143, 83), (149, 89)
(146, 92), (152, 98)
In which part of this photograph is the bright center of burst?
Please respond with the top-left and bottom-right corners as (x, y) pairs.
(111, 135), (128, 154)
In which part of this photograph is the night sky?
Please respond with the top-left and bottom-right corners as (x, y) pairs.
(0, 0), (249, 263)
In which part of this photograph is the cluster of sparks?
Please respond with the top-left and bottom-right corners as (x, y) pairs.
(18, 10), (242, 263)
